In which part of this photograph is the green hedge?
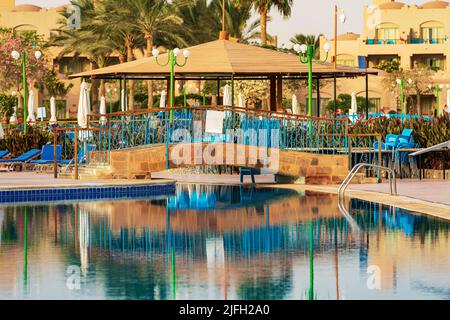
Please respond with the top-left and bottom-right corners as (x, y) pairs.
(349, 114), (450, 148)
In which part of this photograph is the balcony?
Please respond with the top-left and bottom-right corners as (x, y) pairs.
(365, 37), (447, 45)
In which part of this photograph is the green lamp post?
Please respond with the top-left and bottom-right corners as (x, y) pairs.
(294, 43), (330, 117)
(153, 47), (190, 170)
(11, 49), (42, 133)
(429, 83), (444, 116)
(153, 48), (190, 122)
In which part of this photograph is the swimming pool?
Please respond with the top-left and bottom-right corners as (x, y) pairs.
(0, 184), (448, 300)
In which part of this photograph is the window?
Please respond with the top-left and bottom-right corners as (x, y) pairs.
(412, 54), (446, 71)
(369, 98), (381, 113)
(376, 23), (400, 44)
(58, 57), (90, 76)
(337, 54), (356, 67)
(420, 21), (445, 44)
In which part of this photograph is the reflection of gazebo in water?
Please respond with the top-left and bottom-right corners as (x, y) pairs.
(70, 39), (377, 116)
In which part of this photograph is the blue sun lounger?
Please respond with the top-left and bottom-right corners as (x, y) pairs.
(0, 149), (41, 163)
(30, 145), (63, 165)
(0, 149), (42, 171)
(0, 151), (9, 159)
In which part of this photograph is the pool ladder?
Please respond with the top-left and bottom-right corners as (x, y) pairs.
(338, 163), (398, 200)
(337, 163), (398, 233)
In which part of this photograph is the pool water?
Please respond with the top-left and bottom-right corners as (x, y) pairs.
(0, 184), (449, 300)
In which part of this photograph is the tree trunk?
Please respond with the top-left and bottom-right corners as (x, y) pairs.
(259, 6), (268, 45)
(145, 33), (154, 109)
(91, 61), (100, 113)
(127, 43), (135, 110)
(416, 92), (421, 115)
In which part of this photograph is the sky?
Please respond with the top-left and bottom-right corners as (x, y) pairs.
(16, 0), (423, 45)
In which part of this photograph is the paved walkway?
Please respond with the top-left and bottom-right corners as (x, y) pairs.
(347, 180), (450, 206)
(0, 172), (173, 189)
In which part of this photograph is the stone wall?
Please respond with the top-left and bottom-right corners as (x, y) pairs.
(107, 143), (349, 184)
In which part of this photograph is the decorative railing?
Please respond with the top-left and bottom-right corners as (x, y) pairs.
(87, 105), (349, 155)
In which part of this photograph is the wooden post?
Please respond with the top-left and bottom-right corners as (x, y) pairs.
(74, 128), (79, 180)
(53, 129), (58, 179)
(276, 75), (283, 112)
(270, 76), (276, 112)
(377, 134), (382, 182)
(316, 77), (321, 116)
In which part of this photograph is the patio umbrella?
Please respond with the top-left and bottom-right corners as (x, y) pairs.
(160, 90), (167, 108)
(99, 96), (107, 124)
(447, 89), (450, 114)
(27, 90), (36, 123)
(238, 93), (244, 108)
(77, 81), (90, 128)
(223, 84), (232, 106)
(121, 89), (126, 112)
(350, 92), (358, 123)
(49, 96), (57, 124)
(292, 94), (300, 115)
(9, 106), (18, 124)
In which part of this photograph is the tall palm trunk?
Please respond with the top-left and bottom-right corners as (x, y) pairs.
(259, 5), (268, 45)
(126, 41), (135, 110)
(145, 33), (154, 109)
(91, 61), (100, 113)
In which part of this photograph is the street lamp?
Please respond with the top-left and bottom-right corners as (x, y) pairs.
(428, 83), (444, 116)
(334, 6), (346, 69)
(294, 43), (330, 116)
(153, 47), (190, 169)
(153, 47), (190, 122)
(333, 6), (346, 114)
(11, 49), (42, 133)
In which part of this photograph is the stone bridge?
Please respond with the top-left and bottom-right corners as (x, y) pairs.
(91, 142), (349, 185)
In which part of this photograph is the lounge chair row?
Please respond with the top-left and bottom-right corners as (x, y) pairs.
(0, 144), (94, 171)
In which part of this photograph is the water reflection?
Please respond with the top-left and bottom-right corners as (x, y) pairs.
(0, 184), (449, 300)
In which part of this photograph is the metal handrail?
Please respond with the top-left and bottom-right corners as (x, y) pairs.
(338, 163), (397, 200)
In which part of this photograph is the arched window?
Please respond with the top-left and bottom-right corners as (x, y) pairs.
(337, 54), (356, 67)
(420, 21), (445, 43)
(13, 24), (38, 34)
(376, 23), (400, 44)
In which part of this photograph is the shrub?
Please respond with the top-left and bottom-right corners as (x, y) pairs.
(0, 126), (53, 157)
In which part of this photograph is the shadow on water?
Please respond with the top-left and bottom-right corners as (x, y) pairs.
(0, 184), (449, 300)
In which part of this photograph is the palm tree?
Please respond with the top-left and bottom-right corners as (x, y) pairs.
(175, 0), (220, 45)
(124, 0), (187, 108)
(239, 0), (293, 45)
(225, 1), (265, 43)
(52, 0), (113, 112)
(93, 0), (145, 110)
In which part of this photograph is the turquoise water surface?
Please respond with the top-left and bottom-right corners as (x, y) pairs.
(0, 184), (449, 300)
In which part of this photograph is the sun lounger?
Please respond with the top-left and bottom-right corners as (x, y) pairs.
(0, 149), (41, 171)
(0, 151), (9, 159)
(30, 145), (63, 165)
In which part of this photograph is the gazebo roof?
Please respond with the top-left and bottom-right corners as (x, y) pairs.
(70, 40), (377, 79)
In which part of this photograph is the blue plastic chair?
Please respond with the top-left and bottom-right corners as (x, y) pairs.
(375, 128), (415, 150)
(60, 145), (94, 165)
(0, 151), (9, 159)
(30, 145), (63, 164)
(0, 149), (41, 163)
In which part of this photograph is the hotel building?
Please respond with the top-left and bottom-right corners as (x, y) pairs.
(318, 0), (450, 115)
